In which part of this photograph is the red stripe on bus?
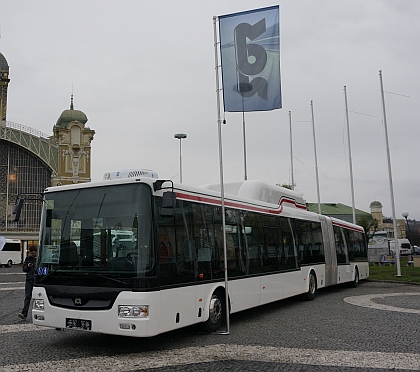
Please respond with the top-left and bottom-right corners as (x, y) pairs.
(332, 220), (364, 232)
(279, 196), (307, 210)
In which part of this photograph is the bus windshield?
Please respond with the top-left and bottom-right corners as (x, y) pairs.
(37, 183), (154, 286)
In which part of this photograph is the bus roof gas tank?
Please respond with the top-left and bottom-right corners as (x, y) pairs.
(200, 180), (307, 210)
(103, 169), (158, 180)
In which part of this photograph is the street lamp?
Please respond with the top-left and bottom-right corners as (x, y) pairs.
(402, 211), (413, 252)
(174, 133), (187, 183)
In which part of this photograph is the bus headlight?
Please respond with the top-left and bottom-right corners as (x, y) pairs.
(34, 299), (44, 310)
(118, 305), (149, 318)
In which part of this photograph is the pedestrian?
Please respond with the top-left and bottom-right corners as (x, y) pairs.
(18, 245), (37, 320)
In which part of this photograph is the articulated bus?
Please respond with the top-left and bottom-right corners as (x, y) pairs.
(31, 172), (368, 337)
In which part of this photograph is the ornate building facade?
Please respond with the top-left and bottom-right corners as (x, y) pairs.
(0, 49), (95, 253)
(369, 201), (406, 239)
(52, 96), (95, 186)
(0, 53), (10, 122)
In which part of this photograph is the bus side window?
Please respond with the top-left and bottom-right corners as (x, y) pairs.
(159, 237), (174, 263)
(334, 226), (349, 264)
(311, 221), (325, 263)
(280, 217), (298, 270)
(157, 199), (178, 284)
(173, 200), (196, 284)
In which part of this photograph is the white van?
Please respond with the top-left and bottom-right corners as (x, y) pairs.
(0, 238), (22, 267)
(389, 238), (412, 256)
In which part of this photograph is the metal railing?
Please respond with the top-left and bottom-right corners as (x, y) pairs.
(0, 120), (58, 173)
(3, 120), (50, 139)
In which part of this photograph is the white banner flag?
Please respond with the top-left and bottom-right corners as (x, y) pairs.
(219, 5), (281, 112)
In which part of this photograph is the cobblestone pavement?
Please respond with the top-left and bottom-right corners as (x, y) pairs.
(1, 265), (420, 371)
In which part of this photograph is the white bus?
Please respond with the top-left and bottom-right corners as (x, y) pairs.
(30, 175), (368, 337)
(0, 238), (22, 267)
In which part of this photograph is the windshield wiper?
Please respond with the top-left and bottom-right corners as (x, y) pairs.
(83, 272), (130, 286)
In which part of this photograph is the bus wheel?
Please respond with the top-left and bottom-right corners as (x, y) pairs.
(204, 291), (224, 333)
(303, 271), (317, 301)
(350, 267), (359, 288)
(6, 260), (12, 268)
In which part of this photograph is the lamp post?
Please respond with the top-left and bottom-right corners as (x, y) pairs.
(174, 133), (187, 183)
(402, 211), (413, 252)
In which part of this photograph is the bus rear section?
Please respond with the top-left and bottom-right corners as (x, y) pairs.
(0, 238), (22, 267)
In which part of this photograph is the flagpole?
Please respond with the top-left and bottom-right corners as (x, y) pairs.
(289, 110), (294, 190)
(242, 110), (247, 181)
(379, 70), (401, 277)
(344, 86), (356, 224)
(310, 100), (321, 214)
(213, 16), (230, 334)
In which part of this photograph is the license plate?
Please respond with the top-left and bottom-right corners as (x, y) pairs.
(66, 318), (92, 330)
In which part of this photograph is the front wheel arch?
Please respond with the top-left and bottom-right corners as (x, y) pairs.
(302, 270), (317, 301)
(203, 288), (229, 333)
(349, 266), (359, 288)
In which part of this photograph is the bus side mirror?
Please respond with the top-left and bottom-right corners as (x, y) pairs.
(160, 192), (176, 217)
(12, 197), (24, 222)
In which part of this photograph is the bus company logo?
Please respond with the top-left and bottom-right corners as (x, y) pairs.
(74, 298), (83, 306)
(234, 18), (269, 100)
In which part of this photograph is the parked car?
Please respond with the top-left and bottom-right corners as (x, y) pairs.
(413, 246), (420, 255)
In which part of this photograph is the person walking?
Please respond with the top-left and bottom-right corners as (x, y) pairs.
(18, 245), (37, 320)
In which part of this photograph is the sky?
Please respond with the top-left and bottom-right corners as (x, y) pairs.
(1, 0), (419, 220)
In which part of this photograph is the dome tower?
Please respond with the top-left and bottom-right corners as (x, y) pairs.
(52, 95), (95, 185)
(369, 201), (383, 225)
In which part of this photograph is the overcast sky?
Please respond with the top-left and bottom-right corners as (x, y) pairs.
(1, 1), (419, 220)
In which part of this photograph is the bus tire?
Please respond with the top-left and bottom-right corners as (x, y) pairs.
(6, 260), (12, 268)
(302, 271), (317, 301)
(350, 267), (359, 288)
(204, 290), (224, 333)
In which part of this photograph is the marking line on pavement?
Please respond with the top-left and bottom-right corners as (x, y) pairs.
(344, 292), (420, 313)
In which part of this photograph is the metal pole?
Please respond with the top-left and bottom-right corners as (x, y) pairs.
(174, 133), (187, 183)
(402, 212), (413, 248)
(5, 144), (10, 230)
(310, 101), (321, 214)
(243, 111), (247, 181)
(344, 86), (356, 224)
(405, 217), (412, 242)
(289, 111), (294, 190)
(179, 139), (182, 184)
(379, 70), (401, 276)
(213, 16), (229, 334)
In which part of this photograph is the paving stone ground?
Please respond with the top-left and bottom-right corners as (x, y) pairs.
(1, 265), (419, 371)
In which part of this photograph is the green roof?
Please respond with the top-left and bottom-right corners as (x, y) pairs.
(56, 108), (88, 128)
(55, 96), (88, 128)
(306, 203), (370, 217)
